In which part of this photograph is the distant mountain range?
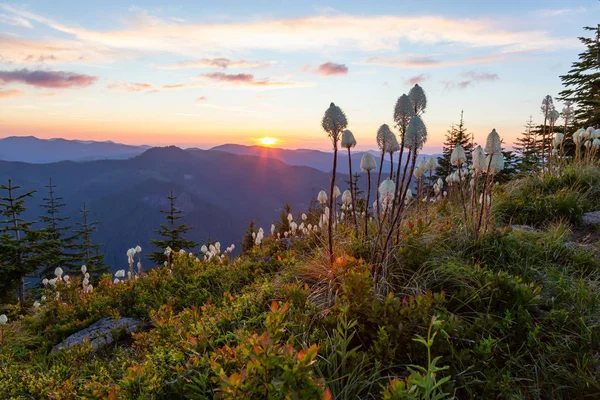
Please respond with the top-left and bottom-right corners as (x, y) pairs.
(0, 146), (356, 269)
(0, 137), (440, 173)
(0, 136), (151, 163)
(0, 137), (441, 270)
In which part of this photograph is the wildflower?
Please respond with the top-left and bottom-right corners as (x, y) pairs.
(113, 278), (120, 285)
(333, 186), (341, 198)
(302, 213), (307, 221)
(486, 152), (505, 173)
(427, 157), (437, 172)
(164, 247), (172, 256)
(54, 267), (63, 278)
(33, 301), (40, 308)
(484, 129), (502, 154)
(41, 295), (46, 301)
(0, 315), (7, 325)
(135, 245), (142, 253)
(341, 129), (357, 148)
(408, 84), (427, 115)
(271, 224), (275, 235)
(179, 249), (186, 255)
(360, 153), (377, 171)
(86, 285), (93, 294)
(379, 178), (395, 208)
(127, 248), (135, 261)
(593, 138), (600, 148)
(63, 275), (70, 283)
(115, 270), (125, 278)
(393, 94), (416, 132)
(318, 190), (328, 205)
(405, 116), (427, 151)
(472, 146), (486, 171)
(201, 245), (208, 253)
(49, 278), (57, 287)
(287, 213), (293, 222)
(81, 265), (87, 275)
(42, 278), (49, 287)
(342, 189), (352, 205)
(85, 273), (90, 279)
(83, 277), (89, 286)
(450, 144), (467, 166)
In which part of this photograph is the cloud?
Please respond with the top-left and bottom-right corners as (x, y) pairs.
(462, 71), (499, 81)
(0, 69), (97, 88)
(0, 5), (578, 59)
(199, 72), (311, 88)
(442, 70), (499, 90)
(155, 58), (274, 69)
(195, 96), (207, 102)
(537, 7), (585, 17)
(0, 88), (25, 99)
(0, 35), (117, 65)
(0, 13), (32, 28)
(317, 62), (348, 76)
(405, 73), (428, 85)
(108, 81), (157, 92)
(37, 91), (58, 98)
(363, 51), (533, 69)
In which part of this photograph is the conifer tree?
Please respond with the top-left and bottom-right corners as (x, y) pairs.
(70, 203), (107, 278)
(558, 25), (600, 128)
(0, 179), (44, 311)
(513, 116), (539, 171)
(435, 111), (474, 181)
(149, 191), (198, 264)
(38, 178), (73, 277)
(274, 203), (292, 234)
(242, 220), (257, 252)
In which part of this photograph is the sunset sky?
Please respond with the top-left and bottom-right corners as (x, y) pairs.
(0, 0), (597, 152)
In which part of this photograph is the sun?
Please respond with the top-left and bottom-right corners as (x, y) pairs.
(258, 137), (278, 146)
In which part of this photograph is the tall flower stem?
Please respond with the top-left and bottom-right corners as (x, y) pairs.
(347, 147), (359, 236)
(364, 170), (371, 238)
(476, 160), (492, 234)
(375, 152), (385, 225)
(456, 164), (469, 226)
(328, 145), (338, 266)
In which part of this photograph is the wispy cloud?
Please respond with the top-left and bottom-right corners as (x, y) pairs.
(195, 96), (207, 102)
(0, 13), (32, 28)
(199, 72), (312, 88)
(36, 91), (58, 98)
(363, 51), (534, 69)
(317, 62), (348, 76)
(107, 81), (157, 92)
(0, 68), (97, 88)
(443, 70), (499, 90)
(405, 73), (428, 85)
(536, 7), (586, 17)
(0, 5), (578, 60)
(0, 88), (25, 98)
(155, 58), (275, 69)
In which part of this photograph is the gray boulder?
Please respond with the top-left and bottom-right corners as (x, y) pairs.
(582, 211), (600, 226)
(51, 317), (143, 353)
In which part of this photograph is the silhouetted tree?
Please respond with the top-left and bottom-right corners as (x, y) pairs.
(0, 179), (44, 311)
(149, 191), (198, 265)
(435, 111), (474, 182)
(558, 25), (600, 128)
(514, 116), (540, 172)
(70, 203), (107, 278)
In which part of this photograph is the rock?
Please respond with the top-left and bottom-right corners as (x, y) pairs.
(582, 211), (600, 226)
(51, 317), (144, 353)
(511, 225), (539, 233)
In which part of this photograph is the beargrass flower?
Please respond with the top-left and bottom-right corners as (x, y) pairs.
(394, 94), (416, 132)
(405, 116), (427, 150)
(408, 84), (427, 115)
(451, 145), (467, 166)
(115, 270), (125, 278)
(0, 315), (7, 325)
(473, 146), (486, 171)
(54, 267), (63, 278)
(485, 129), (502, 154)
(341, 129), (357, 149)
(333, 186), (341, 198)
(318, 190), (328, 205)
(342, 189), (352, 205)
(81, 265), (87, 275)
(360, 153), (377, 171)
(42, 278), (49, 287)
(427, 157), (437, 172)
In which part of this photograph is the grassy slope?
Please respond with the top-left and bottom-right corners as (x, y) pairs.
(1, 166), (600, 399)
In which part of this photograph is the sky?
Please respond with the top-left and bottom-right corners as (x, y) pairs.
(0, 0), (598, 152)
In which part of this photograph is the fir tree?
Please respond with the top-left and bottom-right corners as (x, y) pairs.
(38, 178), (73, 277)
(242, 220), (257, 253)
(513, 116), (539, 172)
(558, 25), (600, 128)
(274, 203), (292, 234)
(435, 111), (474, 182)
(0, 179), (44, 311)
(70, 203), (107, 278)
(149, 191), (198, 265)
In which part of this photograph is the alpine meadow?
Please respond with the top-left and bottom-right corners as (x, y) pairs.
(1, 2), (600, 399)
